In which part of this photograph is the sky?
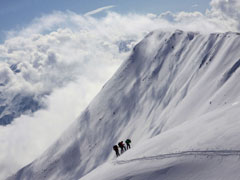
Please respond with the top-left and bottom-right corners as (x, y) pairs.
(0, 0), (211, 42)
(0, 0), (240, 179)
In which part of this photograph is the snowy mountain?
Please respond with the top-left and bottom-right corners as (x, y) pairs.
(0, 92), (43, 125)
(0, 62), (45, 125)
(8, 30), (240, 180)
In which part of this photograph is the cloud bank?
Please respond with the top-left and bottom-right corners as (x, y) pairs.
(0, 0), (240, 178)
(84, 5), (115, 16)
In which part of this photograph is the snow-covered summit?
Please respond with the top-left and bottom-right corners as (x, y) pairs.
(8, 30), (240, 180)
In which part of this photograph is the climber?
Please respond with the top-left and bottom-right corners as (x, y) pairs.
(118, 141), (126, 154)
(125, 139), (131, 149)
(113, 145), (120, 157)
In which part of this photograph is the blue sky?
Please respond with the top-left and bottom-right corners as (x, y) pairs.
(1, 0), (240, 178)
(0, 0), (211, 42)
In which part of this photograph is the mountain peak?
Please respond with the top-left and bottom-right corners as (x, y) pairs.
(8, 30), (240, 180)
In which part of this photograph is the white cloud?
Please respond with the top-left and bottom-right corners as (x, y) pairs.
(0, 78), (103, 178)
(0, 11), (144, 179)
(210, 0), (240, 18)
(84, 5), (115, 16)
(192, 4), (199, 8)
(0, 1), (240, 178)
(207, 0), (240, 30)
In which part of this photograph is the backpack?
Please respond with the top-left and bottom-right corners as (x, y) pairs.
(126, 139), (131, 144)
(118, 142), (122, 148)
(113, 145), (118, 150)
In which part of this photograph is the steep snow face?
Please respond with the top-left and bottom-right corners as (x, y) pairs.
(8, 30), (240, 180)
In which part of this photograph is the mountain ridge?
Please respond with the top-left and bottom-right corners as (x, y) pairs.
(8, 30), (240, 180)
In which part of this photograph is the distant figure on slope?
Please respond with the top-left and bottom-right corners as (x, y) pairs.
(118, 141), (126, 154)
(125, 139), (131, 149)
(113, 145), (120, 157)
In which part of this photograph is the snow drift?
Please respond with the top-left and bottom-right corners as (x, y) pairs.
(8, 30), (240, 180)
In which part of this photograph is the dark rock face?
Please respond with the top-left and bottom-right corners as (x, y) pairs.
(0, 94), (42, 126)
(118, 40), (134, 53)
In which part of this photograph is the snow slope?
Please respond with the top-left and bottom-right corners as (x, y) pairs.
(81, 105), (240, 180)
(8, 30), (240, 180)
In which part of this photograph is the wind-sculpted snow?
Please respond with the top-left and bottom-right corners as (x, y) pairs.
(222, 59), (240, 83)
(8, 30), (240, 180)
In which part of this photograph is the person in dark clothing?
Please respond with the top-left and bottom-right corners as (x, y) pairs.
(118, 141), (126, 154)
(113, 145), (120, 157)
(125, 139), (131, 149)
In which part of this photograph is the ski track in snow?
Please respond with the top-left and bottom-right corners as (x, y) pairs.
(232, 102), (239, 106)
(114, 150), (240, 165)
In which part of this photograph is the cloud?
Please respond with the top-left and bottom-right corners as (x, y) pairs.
(0, 78), (103, 178)
(208, 0), (240, 29)
(84, 5), (115, 16)
(210, 0), (240, 17)
(1, 1), (240, 178)
(192, 4), (199, 8)
(0, 11), (144, 179)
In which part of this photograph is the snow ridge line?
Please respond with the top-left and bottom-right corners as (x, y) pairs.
(114, 150), (240, 165)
